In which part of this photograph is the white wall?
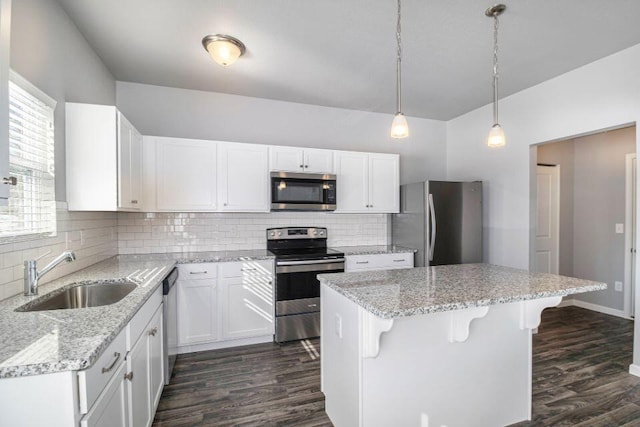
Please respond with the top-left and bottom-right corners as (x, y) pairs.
(115, 82), (448, 185)
(446, 43), (640, 364)
(11, 0), (116, 202)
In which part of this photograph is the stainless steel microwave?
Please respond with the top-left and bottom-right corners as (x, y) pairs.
(270, 172), (337, 211)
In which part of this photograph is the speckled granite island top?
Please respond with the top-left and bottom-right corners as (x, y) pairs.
(318, 263), (606, 319)
(0, 250), (274, 379)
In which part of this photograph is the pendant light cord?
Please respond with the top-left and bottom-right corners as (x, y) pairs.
(492, 13), (499, 125)
(396, 0), (403, 114)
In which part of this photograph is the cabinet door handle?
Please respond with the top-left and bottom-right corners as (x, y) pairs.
(189, 271), (208, 275)
(101, 352), (121, 373)
(356, 261), (369, 264)
(148, 327), (158, 336)
(299, 164), (304, 168)
(2, 177), (16, 186)
(131, 200), (138, 204)
(124, 371), (134, 381)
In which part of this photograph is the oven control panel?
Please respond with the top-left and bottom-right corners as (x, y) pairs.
(267, 227), (327, 240)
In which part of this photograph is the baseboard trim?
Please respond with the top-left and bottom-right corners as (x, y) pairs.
(629, 364), (640, 378)
(177, 335), (273, 354)
(561, 299), (631, 320)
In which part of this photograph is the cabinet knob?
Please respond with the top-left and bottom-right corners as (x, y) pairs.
(124, 371), (134, 381)
(304, 165), (308, 168)
(131, 200), (138, 204)
(299, 164), (304, 168)
(149, 327), (158, 336)
(2, 176), (16, 186)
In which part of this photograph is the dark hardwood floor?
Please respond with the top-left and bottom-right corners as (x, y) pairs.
(153, 307), (640, 426)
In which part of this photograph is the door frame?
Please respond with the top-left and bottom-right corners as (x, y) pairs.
(535, 164), (561, 274)
(625, 153), (637, 318)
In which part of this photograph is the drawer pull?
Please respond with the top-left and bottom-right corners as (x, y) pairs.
(241, 267), (257, 271)
(308, 303), (318, 308)
(189, 271), (208, 275)
(356, 261), (369, 264)
(101, 352), (121, 374)
(148, 327), (158, 337)
(393, 259), (406, 262)
(124, 371), (134, 381)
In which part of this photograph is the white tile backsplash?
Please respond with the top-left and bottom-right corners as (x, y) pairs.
(0, 203), (118, 300)
(118, 212), (389, 254)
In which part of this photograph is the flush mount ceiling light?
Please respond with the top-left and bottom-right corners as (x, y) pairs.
(202, 34), (246, 67)
(390, 0), (409, 139)
(485, 4), (506, 148)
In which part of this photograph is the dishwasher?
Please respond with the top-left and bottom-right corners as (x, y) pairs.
(163, 267), (178, 385)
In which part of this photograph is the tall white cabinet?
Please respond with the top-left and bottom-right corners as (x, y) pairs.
(0, 0), (10, 204)
(335, 151), (399, 213)
(66, 103), (143, 211)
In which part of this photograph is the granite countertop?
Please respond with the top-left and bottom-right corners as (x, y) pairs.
(332, 245), (417, 256)
(318, 263), (607, 319)
(0, 250), (275, 379)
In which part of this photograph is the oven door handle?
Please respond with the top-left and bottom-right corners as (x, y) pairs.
(276, 260), (345, 274)
(277, 258), (345, 266)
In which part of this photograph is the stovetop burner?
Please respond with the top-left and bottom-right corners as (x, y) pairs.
(266, 227), (344, 261)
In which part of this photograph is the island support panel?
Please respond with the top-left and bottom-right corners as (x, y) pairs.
(321, 285), (552, 427)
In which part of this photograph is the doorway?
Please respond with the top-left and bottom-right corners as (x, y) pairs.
(535, 165), (560, 274)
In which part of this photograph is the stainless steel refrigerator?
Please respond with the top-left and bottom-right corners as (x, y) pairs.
(392, 181), (483, 267)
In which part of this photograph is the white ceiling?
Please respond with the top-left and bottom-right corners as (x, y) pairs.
(56, 0), (640, 120)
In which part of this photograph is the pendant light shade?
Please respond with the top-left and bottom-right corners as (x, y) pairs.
(202, 34), (246, 67)
(391, 113), (409, 138)
(485, 4), (506, 148)
(390, 0), (409, 139)
(487, 124), (506, 148)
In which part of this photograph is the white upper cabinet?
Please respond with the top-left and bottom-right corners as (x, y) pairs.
(270, 146), (334, 174)
(117, 113), (142, 210)
(218, 142), (269, 212)
(0, 0), (10, 204)
(66, 103), (142, 211)
(155, 137), (217, 211)
(335, 151), (399, 213)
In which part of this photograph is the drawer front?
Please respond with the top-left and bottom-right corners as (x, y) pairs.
(78, 329), (127, 414)
(345, 255), (383, 272)
(128, 286), (162, 350)
(177, 263), (218, 280)
(219, 260), (274, 279)
(377, 253), (414, 269)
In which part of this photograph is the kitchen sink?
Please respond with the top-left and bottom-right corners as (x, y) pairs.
(16, 281), (138, 312)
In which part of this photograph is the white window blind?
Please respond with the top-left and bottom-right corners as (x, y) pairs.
(0, 72), (56, 241)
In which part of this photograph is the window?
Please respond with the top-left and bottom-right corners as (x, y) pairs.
(0, 72), (56, 241)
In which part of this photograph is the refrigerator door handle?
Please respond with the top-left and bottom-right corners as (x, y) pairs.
(428, 193), (436, 262)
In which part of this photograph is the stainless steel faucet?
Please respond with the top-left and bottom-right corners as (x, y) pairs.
(24, 250), (76, 296)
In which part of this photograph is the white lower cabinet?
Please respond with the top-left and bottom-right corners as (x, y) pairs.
(345, 253), (414, 273)
(177, 260), (274, 352)
(80, 362), (128, 427)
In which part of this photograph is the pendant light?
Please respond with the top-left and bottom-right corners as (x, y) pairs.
(390, 0), (409, 139)
(485, 4), (506, 148)
(202, 34), (246, 67)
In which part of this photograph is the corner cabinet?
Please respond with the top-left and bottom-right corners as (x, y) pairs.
(217, 142), (269, 212)
(335, 151), (399, 213)
(66, 103), (142, 211)
(176, 260), (274, 353)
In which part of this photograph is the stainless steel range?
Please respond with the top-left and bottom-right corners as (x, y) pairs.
(267, 227), (344, 343)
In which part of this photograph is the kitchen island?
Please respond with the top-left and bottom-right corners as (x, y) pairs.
(318, 264), (606, 427)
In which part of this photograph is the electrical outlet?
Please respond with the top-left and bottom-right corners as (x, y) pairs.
(616, 223), (624, 234)
(615, 281), (623, 292)
(334, 314), (342, 339)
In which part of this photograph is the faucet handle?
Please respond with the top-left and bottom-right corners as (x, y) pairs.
(34, 250), (52, 262)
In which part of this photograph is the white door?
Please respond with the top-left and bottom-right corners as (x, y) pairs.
(129, 128), (143, 209)
(304, 148), (334, 174)
(270, 147), (304, 172)
(368, 154), (399, 213)
(335, 152), (369, 212)
(80, 363), (128, 427)
(535, 165), (560, 274)
(633, 156), (637, 317)
(177, 279), (219, 345)
(117, 112), (133, 209)
(218, 143), (269, 212)
(127, 334), (151, 427)
(156, 138), (217, 211)
(148, 307), (164, 411)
